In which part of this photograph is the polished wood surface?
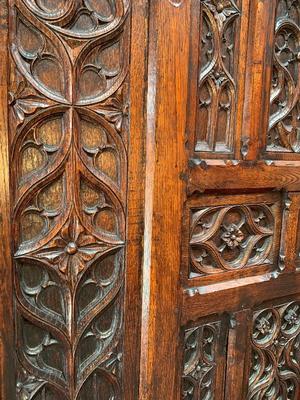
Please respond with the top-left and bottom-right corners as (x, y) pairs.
(0, 0), (300, 399)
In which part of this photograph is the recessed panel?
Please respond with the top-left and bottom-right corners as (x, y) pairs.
(183, 193), (282, 284)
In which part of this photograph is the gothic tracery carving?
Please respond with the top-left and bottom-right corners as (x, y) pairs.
(247, 301), (300, 399)
(196, 0), (240, 154)
(267, 0), (300, 153)
(10, 0), (130, 398)
(182, 321), (220, 400)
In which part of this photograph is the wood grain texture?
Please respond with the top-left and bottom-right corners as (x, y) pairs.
(138, 1), (190, 398)
(180, 1), (300, 399)
(8, 0), (133, 398)
(123, 0), (148, 399)
(1, 1), (300, 399)
(0, 1), (15, 398)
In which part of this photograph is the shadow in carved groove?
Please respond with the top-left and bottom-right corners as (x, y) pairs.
(196, 0), (241, 154)
(247, 301), (300, 399)
(267, 0), (300, 153)
(9, 0), (130, 398)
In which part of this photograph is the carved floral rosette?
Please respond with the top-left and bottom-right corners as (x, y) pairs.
(247, 301), (300, 399)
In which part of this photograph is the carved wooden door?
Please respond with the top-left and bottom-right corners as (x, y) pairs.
(137, 1), (300, 399)
(0, 0), (145, 399)
(1, 0), (300, 399)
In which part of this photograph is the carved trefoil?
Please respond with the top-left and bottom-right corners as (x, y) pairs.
(182, 321), (221, 400)
(9, 0), (130, 398)
(196, 0), (241, 154)
(267, 0), (300, 153)
(247, 301), (300, 399)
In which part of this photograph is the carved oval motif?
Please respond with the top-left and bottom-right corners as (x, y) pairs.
(77, 39), (125, 104)
(22, 0), (128, 39)
(13, 12), (71, 103)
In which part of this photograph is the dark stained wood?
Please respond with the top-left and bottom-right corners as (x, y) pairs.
(0, 1), (15, 398)
(3, 0), (143, 399)
(1, 0), (300, 399)
(123, 1), (148, 399)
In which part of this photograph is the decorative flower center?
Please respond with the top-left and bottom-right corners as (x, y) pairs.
(256, 317), (271, 335)
(284, 309), (299, 326)
(221, 224), (244, 249)
(65, 242), (78, 255)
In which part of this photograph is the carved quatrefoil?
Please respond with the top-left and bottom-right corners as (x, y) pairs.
(190, 204), (274, 275)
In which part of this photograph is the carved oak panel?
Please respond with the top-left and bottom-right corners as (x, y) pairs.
(266, 0), (300, 155)
(181, 317), (227, 400)
(247, 299), (300, 399)
(9, 0), (130, 398)
(183, 193), (282, 284)
(195, 0), (241, 156)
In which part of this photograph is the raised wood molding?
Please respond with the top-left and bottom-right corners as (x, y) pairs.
(0, 1), (14, 398)
(138, 1), (190, 398)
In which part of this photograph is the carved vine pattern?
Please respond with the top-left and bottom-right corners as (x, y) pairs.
(182, 321), (220, 400)
(196, 0), (240, 153)
(9, 0), (130, 398)
(247, 301), (300, 399)
(189, 204), (275, 276)
(267, 0), (300, 152)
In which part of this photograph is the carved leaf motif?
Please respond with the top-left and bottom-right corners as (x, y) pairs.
(94, 90), (129, 133)
(10, 0), (129, 397)
(27, 213), (113, 287)
(247, 301), (300, 399)
(9, 80), (50, 127)
(182, 322), (220, 400)
(267, 0), (300, 152)
(17, 368), (45, 400)
(196, 0), (240, 153)
(189, 204), (275, 275)
(203, 0), (240, 30)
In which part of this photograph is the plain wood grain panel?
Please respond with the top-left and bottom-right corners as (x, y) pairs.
(123, 1), (148, 399)
(182, 272), (300, 324)
(138, 1), (191, 398)
(225, 310), (252, 400)
(188, 160), (300, 193)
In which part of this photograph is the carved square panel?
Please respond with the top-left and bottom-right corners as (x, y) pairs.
(183, 193), (282, 284)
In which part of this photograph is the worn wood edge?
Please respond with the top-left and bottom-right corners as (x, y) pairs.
(138, 0), (156, 397)
(138, 1), (190, 398)
(224, 309), (252, 400)
(0, 1), (14, 398)
(182, 272), (300, 323)
(188, 160), (300, 192)
(123, 1), (149, 399)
